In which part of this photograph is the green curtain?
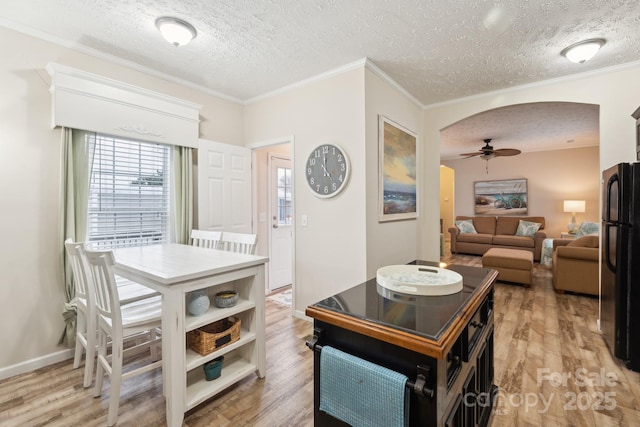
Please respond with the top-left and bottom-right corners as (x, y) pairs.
(59, 128), (94, 347)
(172, 145), (194, 244)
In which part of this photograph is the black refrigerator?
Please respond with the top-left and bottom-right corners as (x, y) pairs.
(601, 162), (640, 371)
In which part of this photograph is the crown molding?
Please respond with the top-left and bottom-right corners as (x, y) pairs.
(363, 59), (424, 108)
(244, 58), (368, 104)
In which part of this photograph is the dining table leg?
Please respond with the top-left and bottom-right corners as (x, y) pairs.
(163, 286), (186, 427)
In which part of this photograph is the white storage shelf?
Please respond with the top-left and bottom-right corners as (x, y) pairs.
(183, 276), (262, 413)
(185, 298), (255, 332)
(186, 353), (256, 411)
(112, 243), (267, 426)
(185, 328), (256, 371)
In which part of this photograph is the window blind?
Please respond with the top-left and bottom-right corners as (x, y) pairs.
(87, 134), (170, 249)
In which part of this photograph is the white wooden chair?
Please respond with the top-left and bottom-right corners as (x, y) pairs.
(65, 239), (160, 388)
(84, 248), (163, 427)
(65, 239), (98, 388)
(218, 232), (258, 254)
(190, 229), (222, 249)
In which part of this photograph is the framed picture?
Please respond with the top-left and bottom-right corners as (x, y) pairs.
(474, 178), (528, 215)
(379, 115), (418, 222)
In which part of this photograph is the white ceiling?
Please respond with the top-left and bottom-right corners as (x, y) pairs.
(2, 0), (637, 156)
(439, 102), (600, 159)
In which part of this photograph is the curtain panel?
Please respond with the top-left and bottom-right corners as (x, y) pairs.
(172, 146), (194, 244)
(59, 128), (94, 347)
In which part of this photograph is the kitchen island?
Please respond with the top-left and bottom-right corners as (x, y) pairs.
(305, 260), (498, 427)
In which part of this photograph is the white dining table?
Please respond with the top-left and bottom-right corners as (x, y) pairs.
(113, 243), (268, 427)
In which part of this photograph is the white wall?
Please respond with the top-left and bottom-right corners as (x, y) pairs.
(423, 64), (640, 174)
(442, 146), (600, 238)
(440, 166), (455, 240)
(0, 27), (244, 374)
(421, 64), (640, 257)
(245, 68), (368, 318)
(4, 20), (640, 377)
(364, 69), (425, 277)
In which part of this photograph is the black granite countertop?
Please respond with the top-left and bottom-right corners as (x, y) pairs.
(311, 260), (496, 341)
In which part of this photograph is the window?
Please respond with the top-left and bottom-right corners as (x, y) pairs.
(87, 134), (170, 249)
(277, 166), (292, 225)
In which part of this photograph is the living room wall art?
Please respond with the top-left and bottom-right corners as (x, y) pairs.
(379, 115), (418, 222)
(474, 178), (528, 215)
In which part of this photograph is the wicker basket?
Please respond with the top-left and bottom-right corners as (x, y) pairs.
(187, 317), (241, 356)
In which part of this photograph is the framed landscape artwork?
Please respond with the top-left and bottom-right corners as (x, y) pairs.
(379, 115), (418, 222)
(474, 178), (528, 216)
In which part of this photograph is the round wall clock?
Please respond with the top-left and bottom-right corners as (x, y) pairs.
(305, 143), (350, 198)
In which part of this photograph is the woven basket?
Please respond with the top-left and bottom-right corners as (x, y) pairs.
(187, 317), (241, 356)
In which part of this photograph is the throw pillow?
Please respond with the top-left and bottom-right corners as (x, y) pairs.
(575, 221), (599, 238)
(515, 220), (542, 237)
(455, 219), (477, 234)
(567, 235), (599, 248)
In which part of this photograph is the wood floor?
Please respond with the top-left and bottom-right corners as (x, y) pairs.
(2, 252), (640, 426)
(441, 252), (640, 427)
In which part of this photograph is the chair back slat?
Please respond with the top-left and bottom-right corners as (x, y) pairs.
(219, 232), (257, 255)
(64, 238), (93, 305)
(84, 248), (121, 328)
(190, 229), (222, 249)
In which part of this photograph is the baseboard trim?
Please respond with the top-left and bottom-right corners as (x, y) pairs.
(293, 309), (312, 323)
(0, 349), (74, 381)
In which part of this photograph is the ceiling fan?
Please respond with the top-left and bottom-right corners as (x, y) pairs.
(460, 139), (521, 160)
(460, 138), (521, 173)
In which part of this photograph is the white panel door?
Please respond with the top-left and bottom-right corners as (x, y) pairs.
(197, 139), (252, 233)
(269, 154), (293, 292)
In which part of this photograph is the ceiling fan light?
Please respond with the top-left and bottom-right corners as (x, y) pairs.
(156, 17), (197, 47)
(561, 39), (605, 64)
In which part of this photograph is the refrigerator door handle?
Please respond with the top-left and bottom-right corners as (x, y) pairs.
(604, 223), (616, 273)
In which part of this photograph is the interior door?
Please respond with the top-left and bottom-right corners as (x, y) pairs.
(269, 154), (292, 292)
(197, 139), (252, 233)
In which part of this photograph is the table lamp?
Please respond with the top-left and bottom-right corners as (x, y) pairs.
(563, 200), (586, 233)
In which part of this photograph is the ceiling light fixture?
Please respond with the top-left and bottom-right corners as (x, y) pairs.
(155, 17), (197, 47)
(561, 38), (605, 64)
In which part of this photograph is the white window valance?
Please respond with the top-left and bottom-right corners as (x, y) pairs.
(46, 62), (202, 148)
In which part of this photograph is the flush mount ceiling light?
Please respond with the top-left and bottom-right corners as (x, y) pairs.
(155, 17), (197, 47)
(561, 38), (605, 64)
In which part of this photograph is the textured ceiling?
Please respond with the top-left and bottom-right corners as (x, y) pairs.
(440, 102), (600, 159)
(1, 0), (636, 155)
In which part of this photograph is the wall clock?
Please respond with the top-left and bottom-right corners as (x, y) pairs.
(305, 144), (350, 198)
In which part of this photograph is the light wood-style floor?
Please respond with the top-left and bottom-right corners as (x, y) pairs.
(442, 252), (640, 427)
(2, 252), (640, 426)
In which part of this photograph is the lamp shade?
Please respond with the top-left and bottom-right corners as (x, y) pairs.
(156, 17), (197, 47)
(561, 39), (605, 64)
(563, 200), (586, 213)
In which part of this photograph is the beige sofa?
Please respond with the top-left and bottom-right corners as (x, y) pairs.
(552, 235), (599, 296)
(448, 216), (547, 261)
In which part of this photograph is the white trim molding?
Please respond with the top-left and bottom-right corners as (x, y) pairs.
(0, 349), (73, 381)
(46, 62), (202, 147)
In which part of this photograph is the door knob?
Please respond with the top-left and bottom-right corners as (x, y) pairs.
(272, 224), (279, 228)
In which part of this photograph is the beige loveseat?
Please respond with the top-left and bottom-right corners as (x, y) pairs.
(552, 235), (599, 296)
(448, 216), (547, 261)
